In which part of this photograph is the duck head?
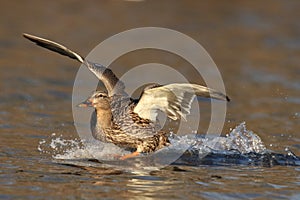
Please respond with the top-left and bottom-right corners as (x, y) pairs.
(77, 91), (111, 110)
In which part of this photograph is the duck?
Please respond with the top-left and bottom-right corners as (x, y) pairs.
(23, 33), (230, 159)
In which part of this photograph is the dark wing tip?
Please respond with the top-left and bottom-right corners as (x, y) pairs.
(22, 33), (84, 63)
(23, 33), (35, 42)
(22, 33), (30, 38)
(226, 95), (230, 102)
(23, 33), (40, 43)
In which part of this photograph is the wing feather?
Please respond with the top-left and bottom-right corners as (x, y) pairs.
(134, 83), (229, 121)
(23, 33), (125, 96)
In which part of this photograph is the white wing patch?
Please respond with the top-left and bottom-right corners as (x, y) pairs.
(134, 83), (228, 122)
(134, 91), (170, 121)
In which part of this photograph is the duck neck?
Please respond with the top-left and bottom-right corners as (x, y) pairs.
(95, 108), (113, 129)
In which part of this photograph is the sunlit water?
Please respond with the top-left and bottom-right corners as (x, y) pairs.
(1, 1), (300, 199)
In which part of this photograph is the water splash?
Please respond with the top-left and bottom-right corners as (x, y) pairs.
(38, 133), (86, 159)
(168, 122), (266, 156)
(37, 123), (269, 159)
(38, 133), (129, 160)
(38, 123), (299, 166)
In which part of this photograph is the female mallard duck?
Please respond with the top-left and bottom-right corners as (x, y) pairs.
(23, 33), (229, 159)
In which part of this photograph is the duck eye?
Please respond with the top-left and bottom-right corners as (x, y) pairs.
(96, 93), (106, 98)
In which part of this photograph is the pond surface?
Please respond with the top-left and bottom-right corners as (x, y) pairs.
(0, 1), (299, 199)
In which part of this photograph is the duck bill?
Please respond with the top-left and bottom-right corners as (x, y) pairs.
(77, 99), (93, 107)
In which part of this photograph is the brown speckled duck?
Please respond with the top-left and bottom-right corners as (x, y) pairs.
(23, 33), (229, 159)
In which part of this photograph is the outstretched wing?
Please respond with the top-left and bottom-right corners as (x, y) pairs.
(23, 33), (125, 96)
(134, 83), (229, 121)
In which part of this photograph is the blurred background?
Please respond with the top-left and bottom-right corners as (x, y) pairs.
(0, 0), (299, 198)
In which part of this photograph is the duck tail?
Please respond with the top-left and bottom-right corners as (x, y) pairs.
(23, 33), (84, 63)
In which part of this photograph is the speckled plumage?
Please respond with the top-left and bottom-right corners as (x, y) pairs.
(86, 92), (169, 153)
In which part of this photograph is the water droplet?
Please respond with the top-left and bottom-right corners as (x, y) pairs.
(284, 147), (289, 151)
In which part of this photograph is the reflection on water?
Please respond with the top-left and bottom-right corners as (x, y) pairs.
(1, 0), (300, 199)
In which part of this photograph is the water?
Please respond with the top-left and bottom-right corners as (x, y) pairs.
(1, 1), (300, 199)
(39, 122), (299, 168)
